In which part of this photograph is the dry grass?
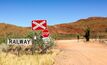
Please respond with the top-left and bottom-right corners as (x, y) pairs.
(0, 49), (60, 65)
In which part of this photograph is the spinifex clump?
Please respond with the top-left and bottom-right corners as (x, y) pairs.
(2, 31), (55, 56)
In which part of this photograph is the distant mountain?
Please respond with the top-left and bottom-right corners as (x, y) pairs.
(49, 17), (107, 35)
(0, 23), (31, 38)
(0, 17), (107, 40)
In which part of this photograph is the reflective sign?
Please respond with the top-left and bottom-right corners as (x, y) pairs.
(32, 20), (47, 30)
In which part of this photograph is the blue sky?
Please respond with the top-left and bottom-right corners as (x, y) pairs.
(0, 0), (107, 27)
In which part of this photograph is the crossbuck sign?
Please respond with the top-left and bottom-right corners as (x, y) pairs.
(32, 20), (47, 30)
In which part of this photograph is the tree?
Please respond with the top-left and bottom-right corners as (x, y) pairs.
(84, 27), (90, 42)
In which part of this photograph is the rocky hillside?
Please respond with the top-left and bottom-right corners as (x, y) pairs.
(0, 17), (107, 40)
(0, 23), (31, 37)
(49, 17), (107, 34)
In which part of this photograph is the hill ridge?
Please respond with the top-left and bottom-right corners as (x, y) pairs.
(0, 17), (107, 39)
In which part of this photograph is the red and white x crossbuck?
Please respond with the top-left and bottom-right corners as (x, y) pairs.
(32, 20), (47, 30)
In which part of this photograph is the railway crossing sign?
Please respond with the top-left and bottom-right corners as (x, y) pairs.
(42, 29), (49, 38)
(32, 20), (47, 30)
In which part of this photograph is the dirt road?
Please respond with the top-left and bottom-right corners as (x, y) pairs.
(54, 40), (107, 65)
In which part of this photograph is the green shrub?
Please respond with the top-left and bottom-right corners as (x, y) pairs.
(51, 34), (77, 40)
(84, 27), (90, 41)
(26, 31), (55, 54)
(0, 37), (5, 44)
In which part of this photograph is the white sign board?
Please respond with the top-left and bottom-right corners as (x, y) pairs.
(7, 38), (32, 45)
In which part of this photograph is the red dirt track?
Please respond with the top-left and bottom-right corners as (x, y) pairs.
(54, 40), (107, 65)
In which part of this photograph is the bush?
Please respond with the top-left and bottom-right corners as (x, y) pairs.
(84, 27), (90, 42)
(0, 37), (6, 44)
(26, 31), (55, 54)
(51, 34), (77, 40)
(1, 30), (55, 56)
